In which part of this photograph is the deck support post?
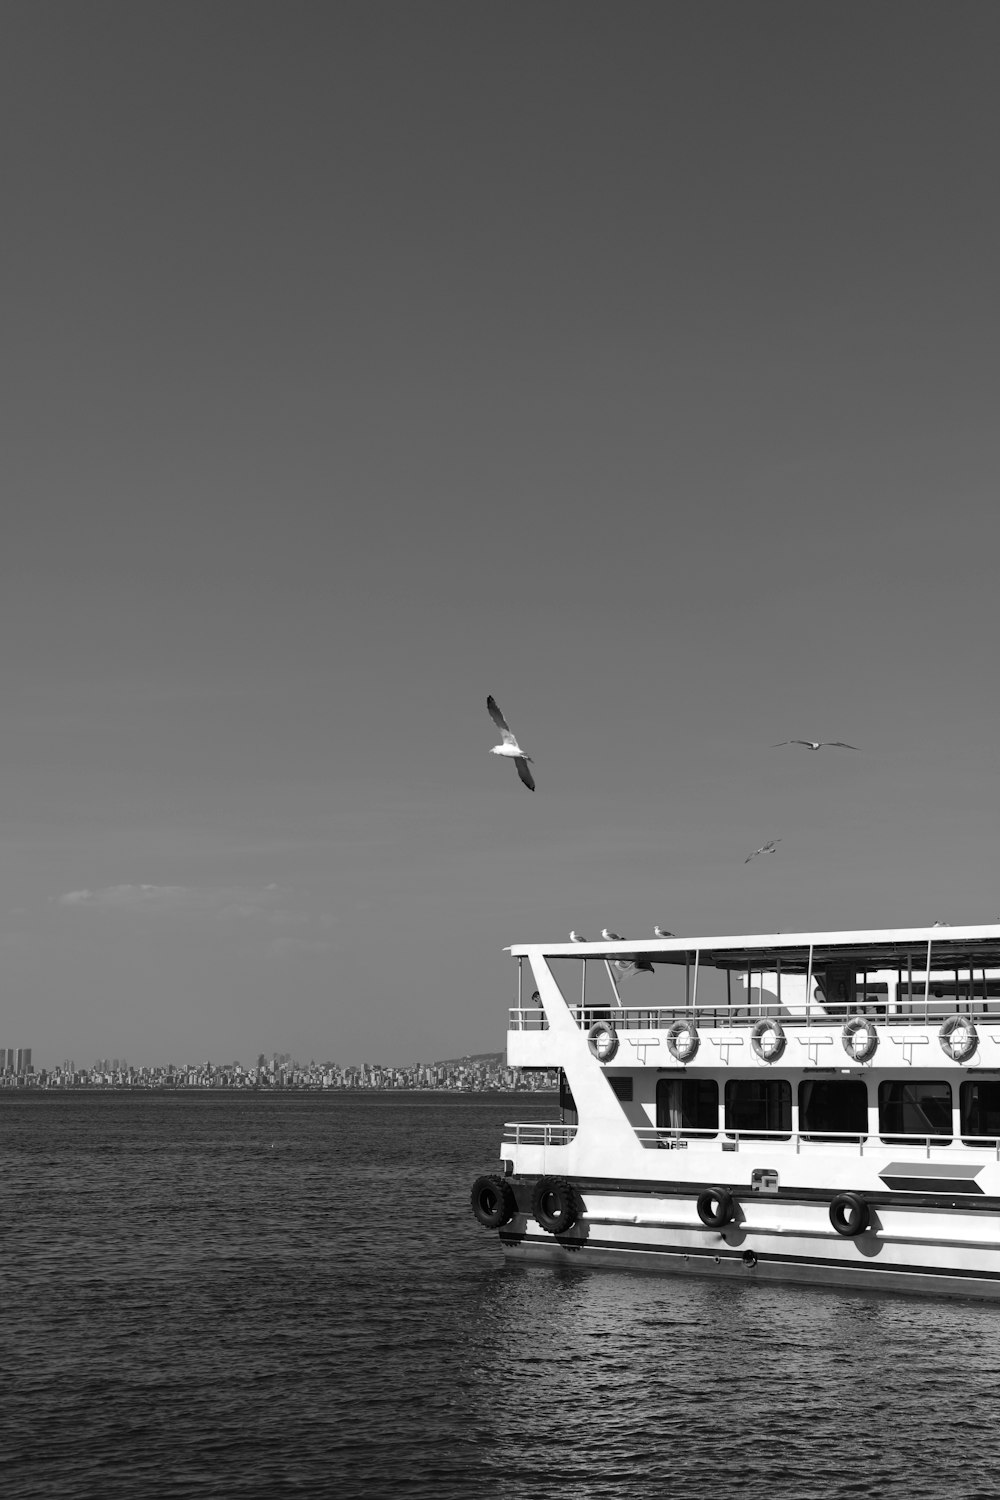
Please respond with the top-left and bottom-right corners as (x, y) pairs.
(806, 944), (814, 1024)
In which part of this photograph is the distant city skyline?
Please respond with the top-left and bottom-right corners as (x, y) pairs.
(0, 1045), (514, 1075)
(5, 6), (1000, 1067)
(2, 1049), (554, 1094)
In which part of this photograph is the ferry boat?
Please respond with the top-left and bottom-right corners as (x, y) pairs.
(469, 924), (1000, 1300)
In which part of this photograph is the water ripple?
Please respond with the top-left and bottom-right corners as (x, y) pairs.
(3, 1091), (1000, 1497)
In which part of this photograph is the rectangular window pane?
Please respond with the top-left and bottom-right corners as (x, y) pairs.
(961, 1080), (1000, 1146)
(878, 1081), (952, 1144)
(725, 1079), (791, 1140)
(610, 1076), (633, 1102)
(799, 1079), (868, 1142)
(656, 1078), (718, 1137)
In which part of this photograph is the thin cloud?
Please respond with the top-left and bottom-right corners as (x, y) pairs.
(55, 883), (319, 929)
(58, 885), (190, 911)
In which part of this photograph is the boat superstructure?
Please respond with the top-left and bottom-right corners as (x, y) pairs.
(469, 924), (1000, 1300)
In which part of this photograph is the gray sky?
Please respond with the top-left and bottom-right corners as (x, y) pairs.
(4, 2), (1000, 1068)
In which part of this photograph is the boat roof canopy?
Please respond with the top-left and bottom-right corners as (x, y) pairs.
(507, 924), (1000, 973)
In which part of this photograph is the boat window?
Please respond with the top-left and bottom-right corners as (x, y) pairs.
(656, 1078), (718, 1137)
(960, 1080), (1000, 1146)
(725, 1079), (791, 1140)
(858, 983), (888, 1017)
(894, 980), (1000, 1021)
(878, 1080), (952, 1143)
(610, 1076), (634, 1102)
(798, 1078), (868, 1142)
(559, 1071), (576, 1117)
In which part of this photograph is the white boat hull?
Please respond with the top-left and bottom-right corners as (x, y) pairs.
(498, 1187), (1000, 1300)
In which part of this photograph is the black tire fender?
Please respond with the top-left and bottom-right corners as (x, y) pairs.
(531, 1176), (582, 1236)
(829, 1192), (869, 1237)
(470, 1174), (517, 1229)
(696, 1187), (736, 1229)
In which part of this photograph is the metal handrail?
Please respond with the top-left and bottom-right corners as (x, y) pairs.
(500, 1120), (1000, 1159)
(634, 1125), (1000, 1159)
(507, 1003), (1000, 1032)
(508, 1007), (548, 1030)
(501, 1122), (578, 1145)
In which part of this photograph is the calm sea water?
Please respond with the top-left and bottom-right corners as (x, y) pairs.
(2, 1090), (1000, 1499)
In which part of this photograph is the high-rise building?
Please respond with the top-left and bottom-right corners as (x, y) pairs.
(15, 1048), (31, 1075)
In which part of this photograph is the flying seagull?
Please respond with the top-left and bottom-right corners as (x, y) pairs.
(745, 838), (781, 863)
(653, 926), (675, 938)
(772, 740), (859, 751)
(487, 695), (535, 790)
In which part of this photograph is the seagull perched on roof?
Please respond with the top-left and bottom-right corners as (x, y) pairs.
(569, 930), (587, 943)
(745, 838), (781, 863)
(772, 740), (859, 751)
(487, 695), (535, 791)
(653, 925), (675, 938)
(602, 928), (622, 941)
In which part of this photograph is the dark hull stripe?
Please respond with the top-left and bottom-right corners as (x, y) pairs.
(499, 1231), (1000, 1292)
(511, 1175), (1000, 1214)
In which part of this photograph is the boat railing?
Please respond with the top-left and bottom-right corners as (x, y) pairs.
(633, 1125), (1000, 1159)
(499, 1120), (1000, 1157)
(507, 1002), (1000, 1032)
(502, 1122), (578, 1146)
(509, 1007), (548, 1031)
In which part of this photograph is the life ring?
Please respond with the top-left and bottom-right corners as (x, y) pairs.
(751, 1017), (787, 1062)
(842, 1015), (879, 1062)
(587, 1020), (619, 1062)
(531, 1176), (582, 1236)
(829, 1192), (869, 1237)
(696, 1187), (736, 1229)
(666, 1019), (700, 1062)
(470, 1174), (517, 1230)
(939, 1014), (978, 1063)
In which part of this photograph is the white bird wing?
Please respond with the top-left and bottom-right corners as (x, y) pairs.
(487, 694), (517, 745)
(824, 741), (859, 750)
(514, 757), (535, 791)
(747, 837), (781, 861)
(772, 740), (814, 747)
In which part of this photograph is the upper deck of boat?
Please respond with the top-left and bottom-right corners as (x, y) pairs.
(508, 923), (1000, 1030)
(509, 922), (1000, 968)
